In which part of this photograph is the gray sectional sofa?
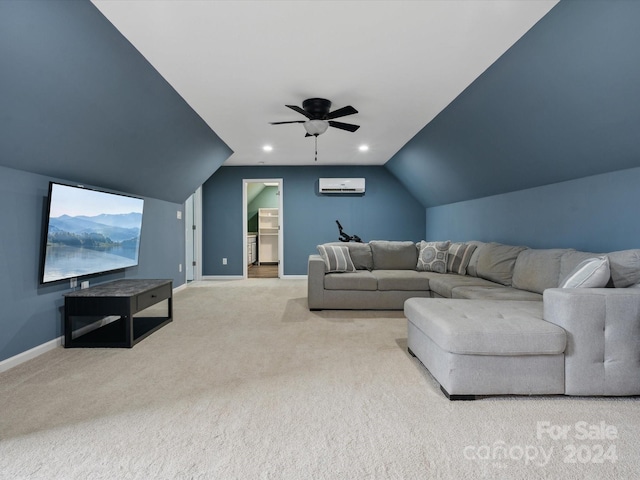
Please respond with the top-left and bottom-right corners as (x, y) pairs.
(307, 240), (640, 399)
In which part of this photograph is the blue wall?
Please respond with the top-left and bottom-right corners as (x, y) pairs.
(425, 166), (640, 253)
(0, 165), (185, 363)
(202, 166), (425, 276)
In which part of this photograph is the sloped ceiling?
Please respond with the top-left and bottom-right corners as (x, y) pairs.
(4, 1), (636, 210)
(91, 0), (557, 168)
(386, 0), (640, 207)
(0, 1), (232, 204)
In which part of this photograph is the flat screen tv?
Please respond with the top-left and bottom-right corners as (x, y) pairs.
(40, 182), (144, 284)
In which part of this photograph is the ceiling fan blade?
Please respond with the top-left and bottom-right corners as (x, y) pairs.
(326, 105), (358, 119)
(286, 104), (313, 119)
(328, 121), (360, 132)
(270, 120), (306, 125)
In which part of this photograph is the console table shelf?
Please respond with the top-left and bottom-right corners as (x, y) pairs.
(64, 279), (172, 348)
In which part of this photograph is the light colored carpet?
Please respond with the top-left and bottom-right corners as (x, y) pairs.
(1, 279), (638, 479)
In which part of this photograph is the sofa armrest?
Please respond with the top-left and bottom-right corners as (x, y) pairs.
(543, 288), (640, 395)
(307, 254), (326, 309)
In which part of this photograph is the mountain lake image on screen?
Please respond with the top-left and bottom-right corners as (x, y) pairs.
(40, 183), (144, 284)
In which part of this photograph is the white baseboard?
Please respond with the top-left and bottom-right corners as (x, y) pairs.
(0, 337), (62, 374)
(173, 283), (189, 293)
(200, 275), (306, 280)
(201, 275), (307, 280)
(201, 275), (244, 280)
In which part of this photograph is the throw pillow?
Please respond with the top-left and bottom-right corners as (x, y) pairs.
(446, 242), (477, 275)
(321, 242), (373, 270)
(317, 245), (356, 273)
(560, 256), (610, 288)
(416, 241), (450, 273)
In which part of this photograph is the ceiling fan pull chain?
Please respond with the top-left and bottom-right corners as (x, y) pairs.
(315, 135), (318, 161)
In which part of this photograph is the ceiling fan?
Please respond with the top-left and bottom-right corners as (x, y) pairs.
(270, 98), (360, 137)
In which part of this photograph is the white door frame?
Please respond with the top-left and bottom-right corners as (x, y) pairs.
(243, 178), (283, 278)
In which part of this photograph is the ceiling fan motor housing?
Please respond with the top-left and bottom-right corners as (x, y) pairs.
(303, 98), (332, 119)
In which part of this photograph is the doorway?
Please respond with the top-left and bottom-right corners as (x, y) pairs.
(243, 179), (283, 279)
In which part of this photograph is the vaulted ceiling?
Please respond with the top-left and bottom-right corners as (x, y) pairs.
(1, 1), (233, 203)
(4, 1), (638, 208)
(91, 0), (558, 167)
(387, 0), (640, 206)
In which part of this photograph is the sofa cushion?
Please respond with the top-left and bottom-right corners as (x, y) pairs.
(560, 256), (610, 288)
(512, 249), (568, 294)
(416, 240), (450, 273)
(370, 240), (418, 270)
(372, 270), (433, 291)
(446, 242), (477, 275)
(405, 299), (566, 356)
(608, 249), (640, 288)
(465, 241), (485, 277)
(321, 242), (373, 270)
(452, 286), (543, 301)
(324, 271), (377, 291)
(476, 243), (528, 286)
(317, 245), (356, 273)
(428, 274), (500, 298)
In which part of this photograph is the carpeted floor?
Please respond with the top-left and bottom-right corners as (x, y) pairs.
(1, 279), (638, 479)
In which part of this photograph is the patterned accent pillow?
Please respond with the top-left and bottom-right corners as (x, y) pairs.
(447, 242), (477, 275)
(560, 256), (610, 288)
(416, 241), (450, 273)
(317, 245), (356, 273)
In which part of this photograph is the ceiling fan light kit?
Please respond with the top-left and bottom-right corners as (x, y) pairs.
(270, 97), (360, 161)
(303, 119), (329, 136)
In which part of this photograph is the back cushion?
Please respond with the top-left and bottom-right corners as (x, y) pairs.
(369, 240), (418, 270)
(322, 242), (373, 270)
(476, 243), (528, 286)
(607, 249), (640, 288)
(512, 249), (568, 293)
(465, 241), (485, 277)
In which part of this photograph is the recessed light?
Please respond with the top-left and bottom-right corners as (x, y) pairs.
(263, 145), (273, 152)
(359, 145), (369, 152)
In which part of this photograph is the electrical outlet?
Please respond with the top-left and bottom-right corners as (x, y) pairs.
(222, 258), (227, 265)
(177, 210), (182, 220)
(179, 263), (182, 272)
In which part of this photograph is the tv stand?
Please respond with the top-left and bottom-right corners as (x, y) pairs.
(64, 279), (172, 348)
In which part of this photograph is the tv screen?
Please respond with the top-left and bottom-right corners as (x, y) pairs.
(40, 182), (144, 284)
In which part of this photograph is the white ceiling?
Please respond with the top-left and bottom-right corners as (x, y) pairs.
(91, 0), (558, 167)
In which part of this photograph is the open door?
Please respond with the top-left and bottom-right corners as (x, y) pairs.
(185, 187), (202, 282)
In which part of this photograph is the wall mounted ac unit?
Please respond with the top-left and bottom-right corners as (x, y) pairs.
(318, 178), (365, 194)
